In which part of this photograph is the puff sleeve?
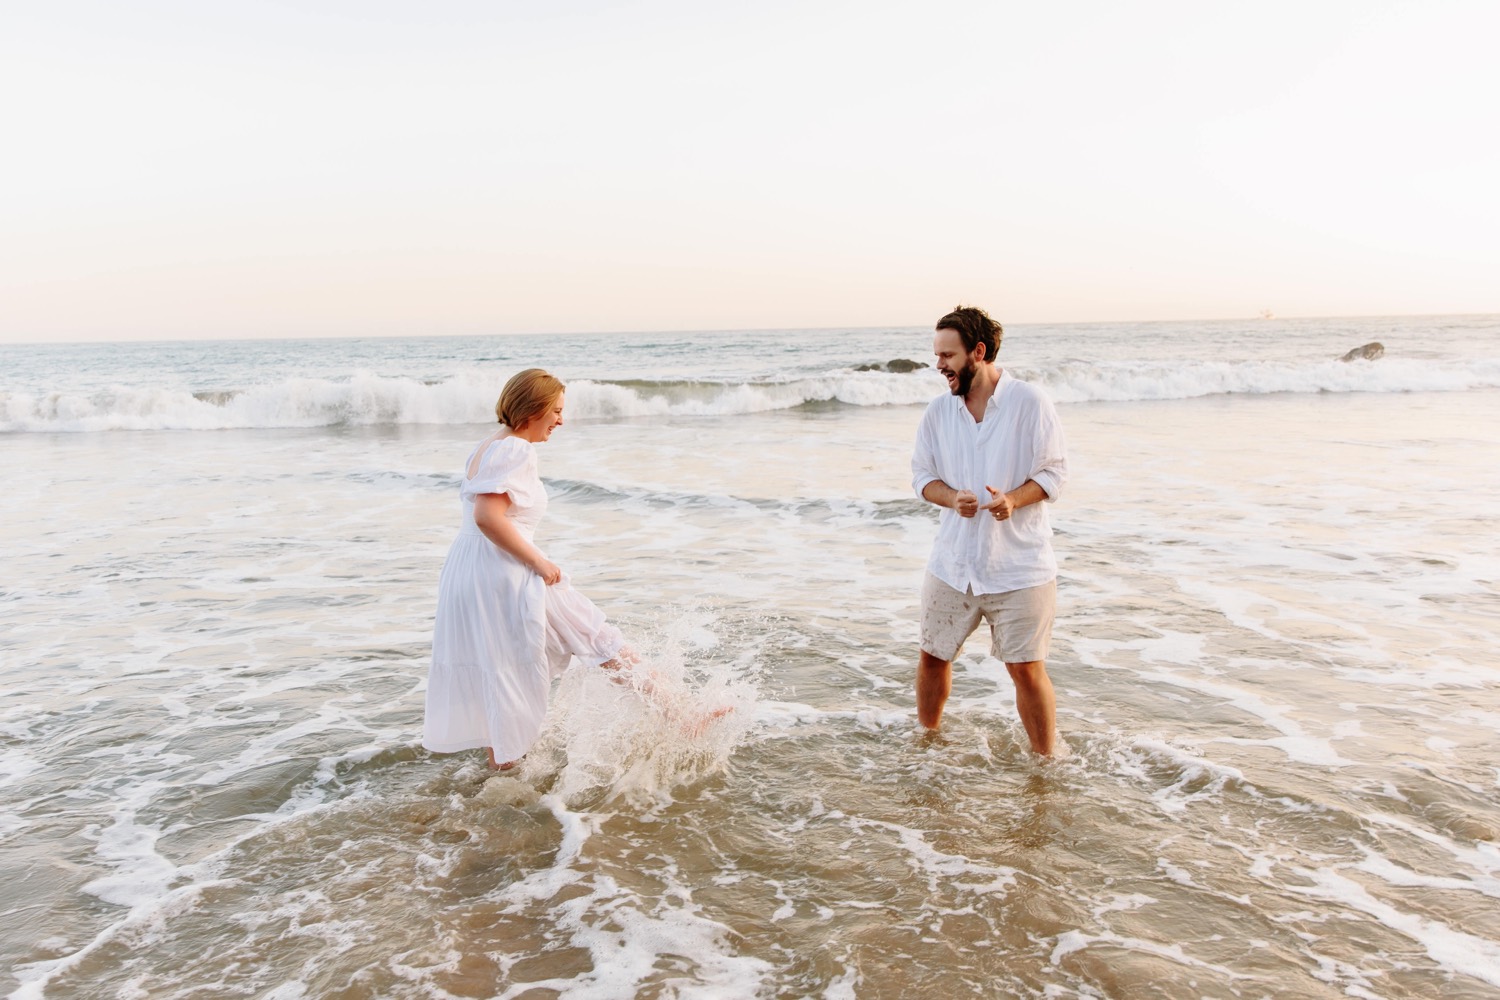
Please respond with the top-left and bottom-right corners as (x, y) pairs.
(461, 437), (540, 507)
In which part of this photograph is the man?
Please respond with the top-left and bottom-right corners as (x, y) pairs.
(910, 305), (1068, 755)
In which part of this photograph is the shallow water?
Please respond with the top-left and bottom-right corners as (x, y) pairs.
(4, 320), (1500, 998)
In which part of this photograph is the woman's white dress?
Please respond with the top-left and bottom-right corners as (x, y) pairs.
(423, 435), (625, 763)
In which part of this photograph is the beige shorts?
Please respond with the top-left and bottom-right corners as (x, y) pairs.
(919, 574), (1056, 663)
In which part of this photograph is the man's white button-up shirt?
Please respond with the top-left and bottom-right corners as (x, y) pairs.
(911, 369), (1068, 595)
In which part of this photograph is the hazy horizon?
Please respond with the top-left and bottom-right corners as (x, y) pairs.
(3, 0), (1496, 346)
(6, 309), (1498, 350)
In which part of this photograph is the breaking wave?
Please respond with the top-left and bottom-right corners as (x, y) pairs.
(4, 358), (1497, 432)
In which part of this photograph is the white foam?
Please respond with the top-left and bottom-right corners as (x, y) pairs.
(1096, 651), (1352, 768)
(1300, 948), (1384, 999)
(1094, 892), (1159, 915)
(1332, 661), (1494, 690)
(843, 816), (1019, 897)
(78, 778), (180, 909)
(1364, 812), (1500, 891)
(1287, 864), (1500, 988)
(10, 878), (232, 1000)
(0, 812), (25, 838)
(492, 868), (774, 999)
(1209, 734), (1349, 768)
(261, 985), (309, 1000)
(0, 747), (41, 788)
(1157, 859), (1198, 887)
(822, 959), (861, 999)
(193, 703), (356, 789)
(1135, 632), (1208, 666)
(1455, 708), (1500, 729)
(752, 700), (911, 733)
(1115, 737), (1253, 815)
(1049, 927), (1244, 980)
(1356, 848), (1500, 899)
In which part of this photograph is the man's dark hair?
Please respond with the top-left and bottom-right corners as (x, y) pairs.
(935, 305), (1003, 363)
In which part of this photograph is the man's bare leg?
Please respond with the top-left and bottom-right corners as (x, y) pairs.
(1005, 660), (1057, 756)
(917, 650), (953, 729)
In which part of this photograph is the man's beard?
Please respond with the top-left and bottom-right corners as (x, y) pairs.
(949, 359), (977, 397)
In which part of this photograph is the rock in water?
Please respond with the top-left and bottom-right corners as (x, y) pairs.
(1339, 342), (1384, 362)
(855, 358), (929, 372)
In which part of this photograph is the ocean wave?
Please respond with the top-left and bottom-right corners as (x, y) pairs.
(1035, 356), (1500, 404)
(3, 358), (1497, 432)
(0, 370), (940, 432)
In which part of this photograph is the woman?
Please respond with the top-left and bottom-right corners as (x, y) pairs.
(423, 368), (634, 770)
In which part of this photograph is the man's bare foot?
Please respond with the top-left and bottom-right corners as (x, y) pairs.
(1037, 737), (1070, 762)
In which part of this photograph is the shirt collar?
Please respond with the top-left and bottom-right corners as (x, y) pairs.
(950, 366), (1008, 413)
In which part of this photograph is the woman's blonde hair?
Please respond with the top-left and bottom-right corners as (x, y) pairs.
(496, 368), (565, 429)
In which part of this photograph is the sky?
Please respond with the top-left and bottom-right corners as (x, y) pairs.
(1, 0), (1496, 343)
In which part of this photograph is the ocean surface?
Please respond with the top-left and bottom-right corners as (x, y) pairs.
(3, 315), (1499, 999)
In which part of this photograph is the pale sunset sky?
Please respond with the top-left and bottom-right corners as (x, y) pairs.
(1, 0), (1495, 343)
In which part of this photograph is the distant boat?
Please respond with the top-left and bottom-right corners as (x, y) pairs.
(1259, 310), (1275, 320)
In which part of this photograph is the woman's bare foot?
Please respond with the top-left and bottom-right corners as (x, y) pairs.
(601, 646), (641, 671)
(678, 705), (733, 737)
(486, 748), (518, 771)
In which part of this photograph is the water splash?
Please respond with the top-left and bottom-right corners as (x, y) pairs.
(519, 610), (760, 809)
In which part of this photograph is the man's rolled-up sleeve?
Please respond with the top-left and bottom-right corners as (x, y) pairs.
(911, 407), (941, 499)
(1029, 396), (1068, 502)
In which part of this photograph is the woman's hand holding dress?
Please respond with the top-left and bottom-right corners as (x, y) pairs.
(473, 492), (563, 585)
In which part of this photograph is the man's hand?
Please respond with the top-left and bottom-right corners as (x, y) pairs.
(982, 486), (1015, 521)
(953, 490), (980, 517)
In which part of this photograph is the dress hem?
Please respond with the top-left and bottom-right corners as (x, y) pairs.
(422, 739), (498, 755)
